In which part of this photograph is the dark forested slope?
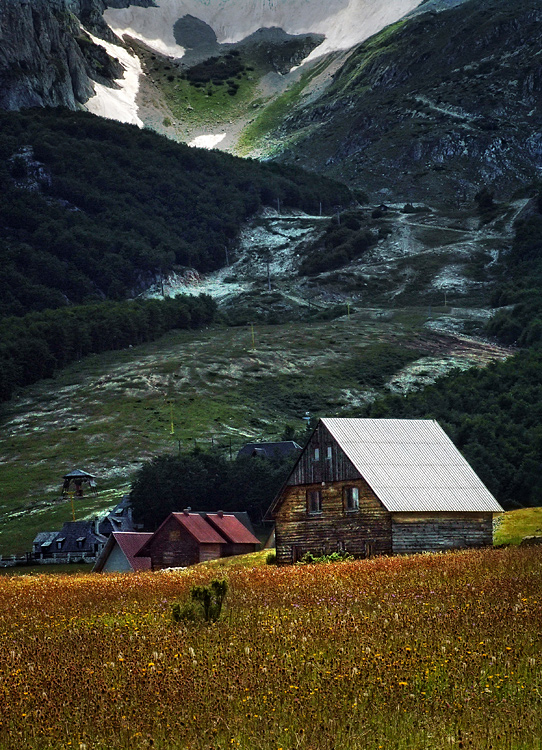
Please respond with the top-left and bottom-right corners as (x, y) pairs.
(0, 108), (351, 317)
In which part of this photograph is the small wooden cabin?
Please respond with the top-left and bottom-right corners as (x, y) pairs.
(269, 418), (503, 564)
(135, 511), (260, 571)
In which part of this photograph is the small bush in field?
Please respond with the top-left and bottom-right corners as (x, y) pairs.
(299, 550), (354, 564)
(172, 578), (229, 623)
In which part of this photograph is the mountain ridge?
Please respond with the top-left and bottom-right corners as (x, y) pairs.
(267, 0), (542, 204)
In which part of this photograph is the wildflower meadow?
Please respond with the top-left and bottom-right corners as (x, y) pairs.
(0, 546), (541, 750)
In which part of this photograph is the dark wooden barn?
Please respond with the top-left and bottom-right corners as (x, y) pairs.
(268, 418), (503, 564)
(135, 511), (260, 570)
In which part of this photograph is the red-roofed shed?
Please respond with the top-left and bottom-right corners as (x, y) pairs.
(93, 532), (152, 573)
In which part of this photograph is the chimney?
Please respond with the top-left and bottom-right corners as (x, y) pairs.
(217, 510), (224, 518)
(183, 507), (191, 516)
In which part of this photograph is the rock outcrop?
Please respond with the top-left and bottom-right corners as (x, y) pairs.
(0, 0), (152, 110)
(270, 0), (542, 204)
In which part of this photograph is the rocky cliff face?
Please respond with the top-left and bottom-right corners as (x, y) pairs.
(268, 0), (542, 204)
(0, 0), (152, 110)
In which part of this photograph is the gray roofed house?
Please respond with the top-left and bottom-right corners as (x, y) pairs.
(237, 441), (302, 460)
(32, 521), (107, 564)
(269, 418), (503, 564)
(97, 495), (138, 536)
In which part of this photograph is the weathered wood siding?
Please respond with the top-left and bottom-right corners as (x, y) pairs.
(287, 422), (362, 486)
(145, 517), (201, 570)
(391, 513), (494, 554)
(275, 478), (392, 565)
(199, 544), (223, 563)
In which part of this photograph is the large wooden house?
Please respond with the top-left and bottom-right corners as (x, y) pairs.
(268, 418), (503, 564)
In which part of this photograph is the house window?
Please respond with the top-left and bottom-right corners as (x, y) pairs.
(313, 448), (320, 461)
(56, 538), (65, 550)
(307, 489), (322, 514)
(326, 446), (332, 460)
(344, 486), (359, 511)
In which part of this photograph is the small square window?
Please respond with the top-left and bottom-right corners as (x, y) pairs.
(307, 489), (322, 514)
(344, 486), (359, 511)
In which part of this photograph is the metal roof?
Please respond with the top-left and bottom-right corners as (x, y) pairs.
(322, 418), (503, 513)
(93, 532), (153, 572)
(62, 469), (95, 479)
(206, 513), (260, 545)
(112, 532), (153, 571)
(171, 512), (226, 544)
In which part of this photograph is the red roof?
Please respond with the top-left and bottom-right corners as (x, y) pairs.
(113, 532), (153, 571)
(206, 513), (260, 545)
(171, 513), (226, 544)
(93, 532), (153, 572)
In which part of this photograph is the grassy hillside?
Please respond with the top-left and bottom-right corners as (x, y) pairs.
(0, 307), (509, 555)
(494, 507), (542, 547)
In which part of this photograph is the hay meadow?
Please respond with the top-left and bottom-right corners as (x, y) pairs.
(1, 546), (541, 750)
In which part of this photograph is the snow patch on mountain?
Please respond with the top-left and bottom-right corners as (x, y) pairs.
(189, 133), (227, 148)
(104, 0), (423, 60)
(84, 30), (144, 127)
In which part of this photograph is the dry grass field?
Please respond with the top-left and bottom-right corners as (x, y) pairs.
(1, 545), (541, 749)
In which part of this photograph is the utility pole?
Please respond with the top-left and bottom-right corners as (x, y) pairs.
(225, 244), (230, 266)
(267, 258), (271, 291)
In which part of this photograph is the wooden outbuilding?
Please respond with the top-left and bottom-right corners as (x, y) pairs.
(268, 418), (503, 564)
(134, 511), (260, 571)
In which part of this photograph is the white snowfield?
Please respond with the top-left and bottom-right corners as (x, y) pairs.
(104, 0), (423, 60)
(88, 0), (423, 138)
(188, 133), (227, 148)
(84, 29), (144, 127)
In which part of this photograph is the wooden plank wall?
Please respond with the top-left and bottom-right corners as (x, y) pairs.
(392, 513), (494, 554)
(275, 478), (392, 565)
(147, 517), (201, 569)
(287, 423), (361, 486)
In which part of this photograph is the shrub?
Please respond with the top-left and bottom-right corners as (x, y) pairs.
(299, 551), (353, 564)
(172, 579), (229, 624)
(266, 551), (277, 565)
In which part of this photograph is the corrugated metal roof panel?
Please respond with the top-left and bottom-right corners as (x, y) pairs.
(322, 418), (502, 513)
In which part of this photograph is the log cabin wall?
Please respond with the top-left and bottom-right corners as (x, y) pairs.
(274, 477), (392, 565)
(391, 513), (494, 554)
